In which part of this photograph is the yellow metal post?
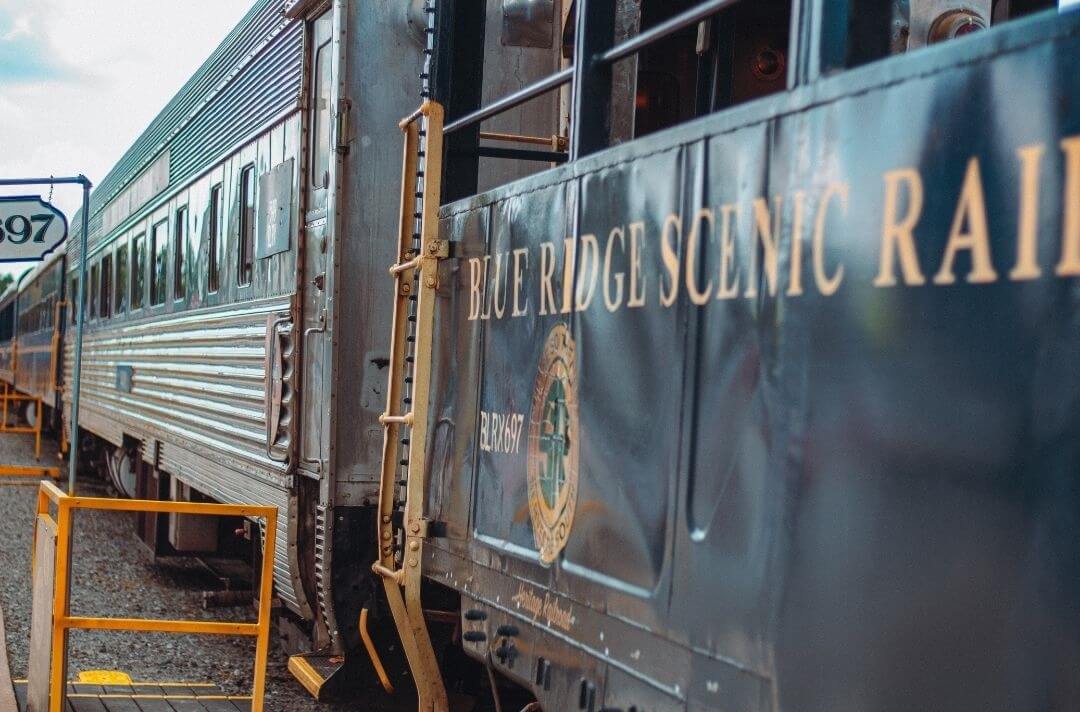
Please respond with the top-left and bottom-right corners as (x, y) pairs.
(30, 482), (279, 712)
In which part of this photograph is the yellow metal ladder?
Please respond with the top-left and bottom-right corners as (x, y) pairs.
(371, 100), (450, 712)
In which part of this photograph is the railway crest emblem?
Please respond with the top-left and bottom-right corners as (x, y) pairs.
(527, 323), (579, 566)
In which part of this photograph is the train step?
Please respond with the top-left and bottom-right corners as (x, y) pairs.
(286, 653), (357, 702)
(13, 672), (252, 711)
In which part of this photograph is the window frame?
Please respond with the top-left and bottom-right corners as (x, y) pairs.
(174, 205), (188, 302)
(114, 236), (129, 316)
(208, 183), (223, 294)
(89, 262), (99, 321)
(150, 218), (169, 307)
(131, 231), (146, 311)
(237, 164), (255, 288)
(100, 252), (112, 320)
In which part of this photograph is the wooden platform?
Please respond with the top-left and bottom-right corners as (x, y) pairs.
(13, 682), (252, 711)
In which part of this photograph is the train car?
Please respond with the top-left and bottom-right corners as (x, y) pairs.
(0, 287), (17, 386)
(366, 0), (1080, 710)
(61, 0), (425, 691)
(15, 248), (66, 429)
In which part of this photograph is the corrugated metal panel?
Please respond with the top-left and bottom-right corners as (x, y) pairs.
(61, 294), (310, 616)
(68, 0), (302, 262)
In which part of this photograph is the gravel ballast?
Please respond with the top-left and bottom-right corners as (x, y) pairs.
(0, 432), (412, 711)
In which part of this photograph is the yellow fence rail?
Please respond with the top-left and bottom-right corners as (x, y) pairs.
(0, 382), (44, 460)
(28, 481), (278, 712)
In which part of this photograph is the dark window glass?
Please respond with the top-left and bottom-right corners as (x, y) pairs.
(312, 39), (333, 189)
(174, 207), (187, 300)
(208, 184), (223, 293)
(131, 233), (145, 309)
(89, 263), (99, 320)
(115, 240), (128, 314)
(150, 220), (168, 306)
(0, 303), (13, 341)
(238, 165), (255, 286)
(69, 278), (77, 325)
(100, 253), (112, 319)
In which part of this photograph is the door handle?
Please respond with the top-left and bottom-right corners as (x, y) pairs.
(265, 314), (292, 463)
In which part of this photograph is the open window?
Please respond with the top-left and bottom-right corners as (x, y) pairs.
(438, 0), (792, 201)
(822, 0), (1059, 71)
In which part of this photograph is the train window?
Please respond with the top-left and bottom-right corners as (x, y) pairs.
(238, 164), (255, 287)
(0, 303), (12, 342)
(115, 238), (128, 315)
(89, 263), (99, 320)
(150, 220), (168, 306)
(100, 253), (112, 319)
(439, 0), (791, 199)
(174, 206), (187, 301)
(69, 277), (77, 325)
(829, 0), (1058, 70)
(208, 183), (223, 294)
(311, 19), (333, 190)
(131, 232), (146, 310)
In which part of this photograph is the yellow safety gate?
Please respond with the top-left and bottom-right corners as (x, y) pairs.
(28, 481), (278, 712)
(0, 383), (45, 461)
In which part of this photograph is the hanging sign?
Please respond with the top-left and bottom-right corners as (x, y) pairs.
(0, 196), (68, 262)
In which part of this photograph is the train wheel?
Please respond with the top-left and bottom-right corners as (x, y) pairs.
(21, 400), (36, 430)
(108, 447), (138, 499)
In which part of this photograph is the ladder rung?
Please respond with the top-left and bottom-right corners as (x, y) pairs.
(390, 257), (421, 276)
(380, 412), (415, 425)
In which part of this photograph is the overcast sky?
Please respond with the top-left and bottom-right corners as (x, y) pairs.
(0, 0), (255, 279)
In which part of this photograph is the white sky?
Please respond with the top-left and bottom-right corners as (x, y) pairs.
(0, 0), (255, 279)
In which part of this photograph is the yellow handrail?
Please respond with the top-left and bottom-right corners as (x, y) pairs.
(30, 481), (278, 712)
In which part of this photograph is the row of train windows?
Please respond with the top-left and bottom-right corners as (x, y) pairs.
(17, 295), (56, 336)
(73, 164), (256, 325)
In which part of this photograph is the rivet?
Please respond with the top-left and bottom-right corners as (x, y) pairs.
(382, 515), (391, 524)
(408, 558), (418, 567)
(409, 541), (420, 551)
(402, 283), (411, 293)
(428, 241), (440, 254)
(426, 275), (437, 288)
(382, 531), (391, 541)
(410, 522), (420, 534)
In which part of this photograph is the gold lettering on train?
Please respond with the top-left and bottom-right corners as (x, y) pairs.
(512, 247), (529, 317)
(814, 182), (847, 296)
(539, 241), (557, 315)
(746, 196), (781, 299)
(717, 203), (740, 300)
(687, 208), (715, 305)
(561, 237), (577, 315)
(660, 213), (682, 308)
(934, 158), (997, 285)
(876, 168), (927, 287)
(787, 191), (806, 297)
(462, 136), (1080, 322)
(628, 221), (647, 308)
(1010, 144), (1045, 281)
(603, 226), (626, 312)
(576, 234), (600, 312)
(1056, 136), (1080, 277)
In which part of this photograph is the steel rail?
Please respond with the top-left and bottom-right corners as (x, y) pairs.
(598, 0), (736, 65)
(444, 67), (574, 135)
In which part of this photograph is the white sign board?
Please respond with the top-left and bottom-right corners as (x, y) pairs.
(0, 196), (67, 262)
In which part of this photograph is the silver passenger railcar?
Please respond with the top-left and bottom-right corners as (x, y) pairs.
(59, 0), (425, 694)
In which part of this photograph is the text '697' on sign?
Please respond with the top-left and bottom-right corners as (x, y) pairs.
(0, 196), (67, 262)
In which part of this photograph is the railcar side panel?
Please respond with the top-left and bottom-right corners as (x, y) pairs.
(426, 10), (1080, 710)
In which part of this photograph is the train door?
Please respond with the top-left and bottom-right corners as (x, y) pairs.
(299, 8), (338, 480)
